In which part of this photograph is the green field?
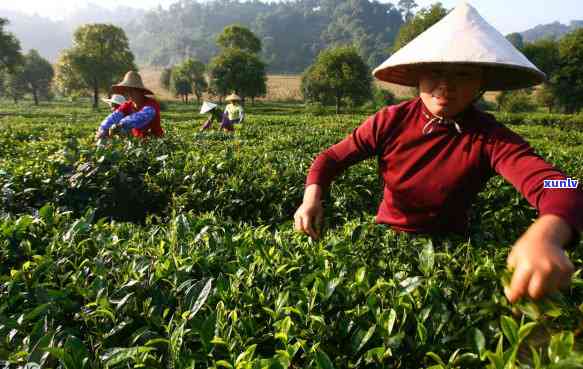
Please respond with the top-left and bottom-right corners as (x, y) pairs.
(1, 100), (582, 368)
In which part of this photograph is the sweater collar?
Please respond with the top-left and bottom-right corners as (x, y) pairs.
(418, 97), (475, 135)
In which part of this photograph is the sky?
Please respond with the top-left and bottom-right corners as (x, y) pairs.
(0, 0), (582, 34)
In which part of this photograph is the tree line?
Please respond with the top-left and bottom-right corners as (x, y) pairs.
(501, 31), (583, 114)
(0, 18), (270, 108)
(0, 19), (54, 105)
(2, 0), (583, 113)
(124, 0), (407, 72)
(160, 25), (267, 104)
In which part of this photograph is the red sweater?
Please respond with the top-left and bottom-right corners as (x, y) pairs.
(306, 97), (583, 235)
(118, 98), (164, 138)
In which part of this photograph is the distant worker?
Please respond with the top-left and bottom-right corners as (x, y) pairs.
(102, 94), (127, 112)
(220, 93), (244, 132)
(95, 71), (164, 141)
(200, 101), (223, 131)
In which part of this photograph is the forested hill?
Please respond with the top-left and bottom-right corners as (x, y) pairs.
(124, 0), (404, 73)
(0, 6), (146, 62)
(520, 20), (583, 43)
(1, 0), (404, 73)
(4, 0), (582, 74)
(0, 10), (71, 62)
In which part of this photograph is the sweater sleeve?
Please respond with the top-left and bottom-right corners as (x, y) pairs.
(99, 111), (125, 132)
(485, 123), (583, 235)
(306, 106), (397, 188)
(119, 106), (156, 130)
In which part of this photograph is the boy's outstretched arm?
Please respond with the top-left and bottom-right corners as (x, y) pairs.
(505, 214), (576, 302)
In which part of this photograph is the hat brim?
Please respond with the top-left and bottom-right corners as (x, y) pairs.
(201, 107), (217, 114)
(373, 62), (546, 91)
(111, 85), (155, 96)
(225, 96), (241, 102)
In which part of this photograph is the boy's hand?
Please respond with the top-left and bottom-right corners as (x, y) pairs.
(505, 214), (575, 303)
(294, 201), (324, 240)
(294, 184), (324, 240)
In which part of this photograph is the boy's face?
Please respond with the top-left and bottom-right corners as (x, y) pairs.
(419, 64), (483, 118)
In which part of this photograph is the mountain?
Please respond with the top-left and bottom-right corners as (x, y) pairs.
(0, 9), (71, 62)
(123, 0), (404, 72)
(2, 0), (404, 73)
(521, 20), (583, 43)
(0, 4), (145, 62)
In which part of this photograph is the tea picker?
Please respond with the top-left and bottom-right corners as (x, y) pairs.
(294, 2), (583, 303)
(95, 71), (164, 142)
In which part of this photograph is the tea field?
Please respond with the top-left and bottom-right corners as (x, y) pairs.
(0, 101), (582, 368)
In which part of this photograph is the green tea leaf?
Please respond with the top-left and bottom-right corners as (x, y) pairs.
(315, 350), (335, 369)
(500, 316), (518, 345)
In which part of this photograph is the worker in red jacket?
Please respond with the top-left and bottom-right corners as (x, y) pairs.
(294, 3), (583, 303)
(96, 71), (164, 140)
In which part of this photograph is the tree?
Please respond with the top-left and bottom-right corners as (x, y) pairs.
(319, 0), (404, 68)
(217, 25), (262, 54)
(534, 83), (556, 112)
(254, 5), (329, 73)
(160, 67), (172, 92)
(171, 65), (192, 103)
(392, 3), (448, 53)
(496, 90), (536, 113)
(22, 50), (54, 105)
(182, 58), (208, 103)
(209, 25), (266, 102)
(0, 72), (4, 98)
(506, 33), (524, 50)
(521, 39), (560, 112)
(54, 51), (87, 98)
(522, 38), (560, 79)
(398, 0), (418, 22)
(208, 48), (267, 102)
(57, 24), (136, 108)
(166, 59), (208, 103)
(2, 67), (27, 104)
(553, 28), (583, 113)
(301, 46), (372, 113)
(0, 18), (23, 72)
(119, 0), (405, 74)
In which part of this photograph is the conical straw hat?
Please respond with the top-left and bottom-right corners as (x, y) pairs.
(372, 2), (546, 91)
(112, 71), (155, 95)
(225, 93), (241, 102)
(200, 101), (218, 114)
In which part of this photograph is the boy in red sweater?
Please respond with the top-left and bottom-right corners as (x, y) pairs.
(294, 3), (582, 303)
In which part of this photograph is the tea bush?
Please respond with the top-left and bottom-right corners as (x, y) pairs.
(0, 101), (582, 368)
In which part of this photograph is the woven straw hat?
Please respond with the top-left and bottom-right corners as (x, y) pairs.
(102, 94), (126, 106)
(200, 101), (218, 114)
(112, 71), (154, 95)
(372, 2), (546, 91)
(225, 93), (241, 102)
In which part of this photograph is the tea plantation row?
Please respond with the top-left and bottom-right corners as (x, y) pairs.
(0, 102), (582, 368)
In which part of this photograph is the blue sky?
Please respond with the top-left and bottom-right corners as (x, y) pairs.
(0, 0), (581, 34)
(412, 0), (583, 34)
